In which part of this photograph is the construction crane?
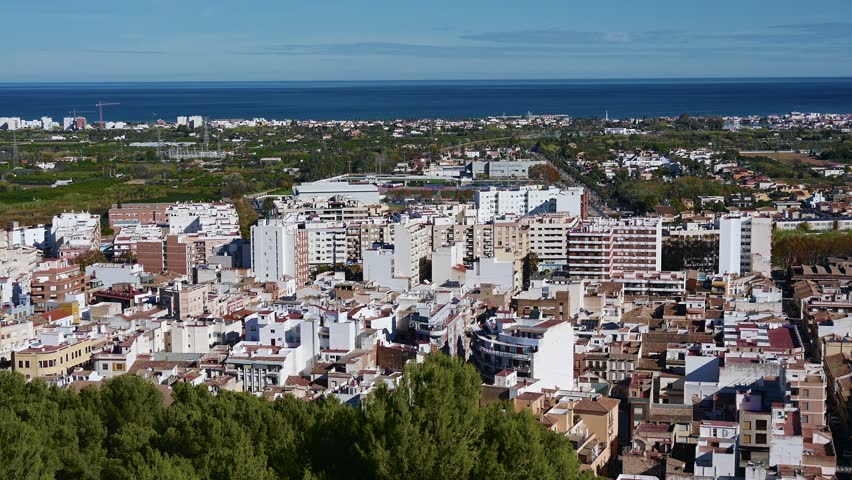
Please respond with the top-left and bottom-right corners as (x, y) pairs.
(67, 109), (93, 130)
(95, 101), (120, 129)
(68, 109), (93, 118)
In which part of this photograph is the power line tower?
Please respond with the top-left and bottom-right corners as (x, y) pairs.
(152, 113), (163, 160)
(11, 128), (18, 170)
(203, 117), (210, 150)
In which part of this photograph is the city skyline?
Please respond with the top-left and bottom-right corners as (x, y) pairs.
(2, 0), (852, 82)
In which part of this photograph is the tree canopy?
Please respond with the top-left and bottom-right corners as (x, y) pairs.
(0, 354), (589, 480)
(773, 230), (852, 269)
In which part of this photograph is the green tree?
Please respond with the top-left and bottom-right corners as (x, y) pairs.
(0, 409), (59, 480)
(73, 250), (108, 271)
(359, 354), (483, 479)
(475, 404), (583, 479)
(221, 173), (248, 198)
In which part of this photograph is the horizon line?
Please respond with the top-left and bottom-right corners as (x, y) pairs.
(2, 75), (852, 86)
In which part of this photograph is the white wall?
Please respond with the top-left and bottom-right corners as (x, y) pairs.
(251, 220), (298, 282)
(719, 216), (743, 275)
(432, 243), (464, 285)
(86, 263), (144, 289)
(465, 257), (515, 291)
(530, 321), (574, 391)
(170, 323), (212, 353)
(329, 321), (356, 351)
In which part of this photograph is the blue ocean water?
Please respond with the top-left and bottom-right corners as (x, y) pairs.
(1, 78), (851, 121)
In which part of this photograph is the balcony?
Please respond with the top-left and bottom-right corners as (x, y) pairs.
(477, 345), (530, 361)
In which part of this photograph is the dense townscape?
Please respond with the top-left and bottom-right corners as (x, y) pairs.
(0, 111), (851, 480)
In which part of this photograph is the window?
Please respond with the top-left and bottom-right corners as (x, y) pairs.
(18, 361), (22, 368)
(756, 433), (767, 444)
(756, 420), (767, 430)
(743, 434), (752, 444)
(102, 363), (109, 370)
(802, 415), (809, 423)
(743, 421), (752, 430)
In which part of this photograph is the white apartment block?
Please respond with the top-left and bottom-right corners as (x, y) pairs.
(694, 421), (739, 480)
(49, 212), (101, 259)
(5, 223), (47, 250)
(250, 218), (309, 286)
(610, 270), (686, 296)
(475, 185), (585, 222)
(305, 222), (348, 266)
(527, 214), (579, 266)
(272, 196), (382, 223)
(394, 221), (430, 281)
(0, 246), (39, 306)
(718, 214), (772, 276)
(363, 220), (430, 290)
(166, 202), (240, 237)
(471, 314), (575, 391)
(85, 263), (145, 289)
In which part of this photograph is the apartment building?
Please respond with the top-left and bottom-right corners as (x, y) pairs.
(475, 185), (586, 222)
(160, 283), (208, 320)
(0, 320), (34, 362)
(112, 224), (164, 256)
(4, 222), (47, 249)
(108, 202), (171, 228)
(568, 220), (613, 279)
(785, 361), (828, 431)
(491, 220), (530, 259)
(527, 214), (578, 266)
(13, 337), (95, 380)
(137, 235), (192, 275)
(346, 220), (392, 262)
(166, 202), (240, 236)
(694, 421), (739, 480)
(718, 213), (772, 276)
(611, 217), (662, 272)
(0, 245), (39, 307)
(395, 221), (430, 282)
(564, 395), (620, 476)
(305, 222), (348, 266)
(273, 196), (384, 222)
(610, 270), (686, 296)
(471, 313), (574, 391)
(567, 217), (662, 280)
(363, 221), (430, 290)
(30, 259), (86, 314)
(251, 218), (310, 286)
(49, 212), (101, 259)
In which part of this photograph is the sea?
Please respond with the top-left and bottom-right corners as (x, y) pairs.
(1, 78), (852, 122)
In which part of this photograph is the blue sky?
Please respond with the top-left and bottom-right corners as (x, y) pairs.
(2, 0), (852, 81)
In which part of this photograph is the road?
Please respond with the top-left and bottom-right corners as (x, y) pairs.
(530, 152), (612, 217)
